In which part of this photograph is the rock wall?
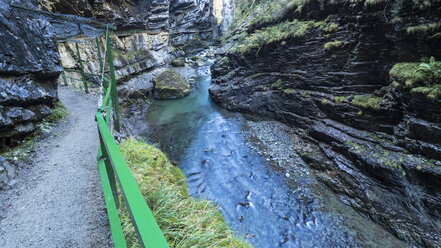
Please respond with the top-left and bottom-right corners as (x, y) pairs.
(41, 0), (219, 98)
(39, 0), (216, 50)
(211, 0), (441, 247)
(0, 0), (60, 144)
(57, 31), (173, 97)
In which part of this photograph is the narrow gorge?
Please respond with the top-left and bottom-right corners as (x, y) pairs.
(0, 0), (440, 247)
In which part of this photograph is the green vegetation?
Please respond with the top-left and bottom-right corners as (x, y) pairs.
(325, 23), (339, 33)
(171, 58), (185, 67)
(301, 90), (311, 98)
(232, 19), (325, 54)
(324, 41), (343, 50)
(390, 57), (441, 100)
(118, 139), (251, 248)
(406, 22), (441, 34)
(46, 101), (67, 122)
(271, 79), (283, 90)
(334, 96), (348, 104)
(363, 0), (387, 6)
(351, 95), (383, 110)
(230, 0), (312, 33)
(284, 88), (296, 95)
(321, 99), (329, 105)
(411, 85), (441, 100)
(1, 137), (36, 161)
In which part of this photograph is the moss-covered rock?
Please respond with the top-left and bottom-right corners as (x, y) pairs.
(171, 57), (185, 67)
(153, 70), (190, 99)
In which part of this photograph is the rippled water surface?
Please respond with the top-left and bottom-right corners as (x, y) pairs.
(143, 61), (406, 247)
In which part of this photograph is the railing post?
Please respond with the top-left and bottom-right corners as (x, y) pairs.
(105, 29), (121, 132)
(76, 43), (89, 93)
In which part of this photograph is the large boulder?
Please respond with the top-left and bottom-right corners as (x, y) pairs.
(153, 70), (190, 99)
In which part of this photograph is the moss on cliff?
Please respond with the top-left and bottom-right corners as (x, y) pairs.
(232, 19), (324, 54)
(351, 95), (384, 110)
(390, 57), (441, 100)
(324, 41), (343, 50)
(118, 139), (251, 248)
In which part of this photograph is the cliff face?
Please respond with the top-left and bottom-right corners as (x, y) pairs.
(41, 0), (218, 98)
(0, 0), (60, 144)
(210, 0), (441, 246)
(39, 0), (216, 49)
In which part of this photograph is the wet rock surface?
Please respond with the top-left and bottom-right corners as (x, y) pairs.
(0, 0), (60, 141)
(210, 0), (441, 247)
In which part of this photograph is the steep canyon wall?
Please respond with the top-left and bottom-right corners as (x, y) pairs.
(210, 0), (441, 246)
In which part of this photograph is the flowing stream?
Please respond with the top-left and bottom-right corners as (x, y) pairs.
(142, 58), (407, 247)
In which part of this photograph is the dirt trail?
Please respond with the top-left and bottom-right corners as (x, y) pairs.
(0, 86), (112, 247)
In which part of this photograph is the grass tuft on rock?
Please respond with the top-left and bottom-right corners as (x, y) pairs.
(46, 100), (67, 122)
(118, 138), (251, 248)
(334, 96), (348, 104)
(324, 41), (343, 50)
(351, 95), (383, 110)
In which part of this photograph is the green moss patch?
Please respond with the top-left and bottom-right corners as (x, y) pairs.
(324, 41), (343, 50)
(334, 96), (348, 104)
(171, 58), (186, 67)
(232, 19), (325, 54)
(283, 88), (296, 95)
(406, 22), (441, 34)
(411, 84), (441, 100)
(351, 95), (383, 110)
(118, 139), (251, 248)
(390, 57), (441, 100)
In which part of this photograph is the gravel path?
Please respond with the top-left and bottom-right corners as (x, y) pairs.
(0, 86), (112, 247)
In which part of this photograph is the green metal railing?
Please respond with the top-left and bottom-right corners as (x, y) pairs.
(93, 29), (168, 248)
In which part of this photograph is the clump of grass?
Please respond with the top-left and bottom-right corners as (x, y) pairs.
(321, 99), (329, 104)
(334, 96), (348, 104)
(351, 95), (383, 110)
(46, 101), (67, 122)
(324, 41), (343, 50)
(118, 139), (250, 248)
